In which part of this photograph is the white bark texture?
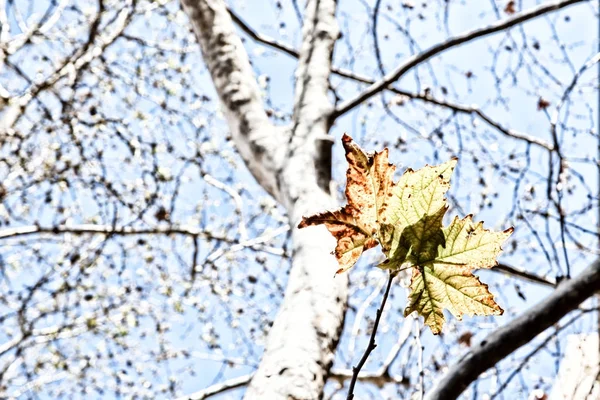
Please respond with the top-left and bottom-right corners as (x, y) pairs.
(180, 0), (347, 399)
(550, 334), (599, 400)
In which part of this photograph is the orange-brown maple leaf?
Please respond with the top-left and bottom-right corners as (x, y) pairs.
(298, 134), (396, 274)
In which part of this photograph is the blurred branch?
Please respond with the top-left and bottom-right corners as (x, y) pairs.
(492, 263), (557, 287)
(176, 357), (413, 400)
(490, 311), (591, 398)
(6, 372), (69, 399)
(424, 257), (600, 400)
(0, 0), (70, 56)
(333, 0), (589, 118)
(0, 224), (289, 254)
(228, 8), (299, 58)
(1, 0), (135, 134)
(348, 275), (387, 355)
(551, 333), (600, 398)
(203, 173), (247, 240)
(0, 224), (220, 240)
(176, 374), (253, 400)
(337, 298), (414, 389)
(329, 367), (406, 388)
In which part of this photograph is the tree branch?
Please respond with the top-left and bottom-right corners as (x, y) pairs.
(180, 0), (284, 199)
(393, 93), (554, 151)
(227, 7), (299, 59)
(226, 7), (554, 151)
(492, 263), (557, 288)
(242, 0), (347, 398)
(175, 374), (254, 400)
(1, 0), (135, 135)
(176, 360), (411, 400)
(551, 333), (600, 399)
(333, 0), (589, 119)
(424, 257), (600, 400)
(0, 232), (555, 292)
(0, 224), (288, 257)
(0, 224), (212, 239)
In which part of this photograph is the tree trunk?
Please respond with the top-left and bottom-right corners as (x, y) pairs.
(180, 0), (346, 398)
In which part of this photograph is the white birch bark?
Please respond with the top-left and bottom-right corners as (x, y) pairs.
(550, 334), (599, 400)
(180, 0), (346, 398)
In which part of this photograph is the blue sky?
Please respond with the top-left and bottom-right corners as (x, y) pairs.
(0, 0), (598, 399)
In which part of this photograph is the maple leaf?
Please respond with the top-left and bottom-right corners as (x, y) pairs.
(298, 134), (395, 274)
(383, 158), (510, 333)
(299, 135), (512, 333)
(297, 207), (378, 274)
(404, 262), (503, 334)
(402, 216), (511, 334)
(380, 158), (457, 262)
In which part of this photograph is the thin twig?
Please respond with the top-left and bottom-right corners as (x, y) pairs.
(349, 275), (387, 357)
(0, 223), (288, 244)
(490, 310), (592, 399)
(346, 271), (396, 400)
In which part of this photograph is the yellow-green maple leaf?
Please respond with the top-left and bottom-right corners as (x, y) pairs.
(380, 159), (457, 264)
(399, 214), (511, 335)
(403, 215), (512, 334)
(404, 264), (503, 335)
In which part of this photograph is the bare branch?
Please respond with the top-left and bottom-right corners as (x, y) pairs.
(226, 8), (552, 151)
(0, 224), (220, 240)
(227, 7), (299, 59)
(399, 93), (555, 151)
(551, 333), (600, 399)
(490, 311), (592, 398)
(289, 0), (338, 130)
(333, 0), (589, 119)
(0, 224), (289, 254)
(242, 0), (348, 398)
(1, 0), (134, 134)
(424, 257), (600, 400)
(176, 358), (413, 400)
(0, 0), (70, 56)
(182, 2), (347, 399)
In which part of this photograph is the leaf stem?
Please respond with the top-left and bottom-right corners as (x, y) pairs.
(346, 271), (396, 400)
